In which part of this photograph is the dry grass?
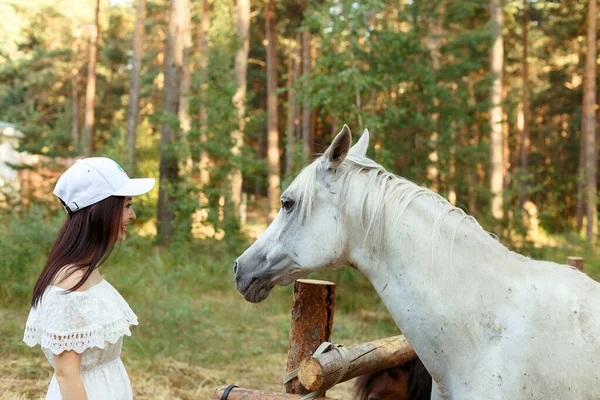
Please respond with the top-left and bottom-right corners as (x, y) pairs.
(1, 343), (358, 400)
(1, 294), (392, 400)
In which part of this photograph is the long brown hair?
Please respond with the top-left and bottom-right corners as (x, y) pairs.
(31, 196), (125, 308)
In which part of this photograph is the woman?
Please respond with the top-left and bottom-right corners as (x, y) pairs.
(23, 157), (155, 400)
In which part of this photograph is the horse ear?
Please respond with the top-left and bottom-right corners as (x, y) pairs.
(348, 129), (369, 158)
(326, 124), (352, 170)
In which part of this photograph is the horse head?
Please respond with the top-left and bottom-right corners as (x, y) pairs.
(234, 125), (371, 303)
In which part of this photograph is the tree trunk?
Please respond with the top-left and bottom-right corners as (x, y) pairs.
(71, 25), (82, 150)
(285, 34), (301, 178)
(230, 0), (250, 221)
(81, 0), (100, 157)
(179, 0), (192, 160)
(285, 53), (294, 178)
(448, 127), (456, 205)
(425, 4), (444, 193)
(502, 87), (510, 191)
(265, 0), (280, 222)
(301, 30), (312, 160)
(583, 0), (597, 239)
(467, 80), (478, 217)
(518, 0), (529, 209)
(157, 0), (186, 245)
(489, 0), (504, 220)
(576, 129), (586, 233)
(126, 0), (146, 174)
(196, 0), (210, 186)
(341, 2), (363, 130)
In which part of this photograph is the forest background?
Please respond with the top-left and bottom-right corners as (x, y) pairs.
(0, 0), (598, 398)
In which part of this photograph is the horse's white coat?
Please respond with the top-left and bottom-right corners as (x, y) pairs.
(234, 126), (600, 399)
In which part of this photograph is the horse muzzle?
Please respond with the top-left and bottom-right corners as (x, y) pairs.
(233, 259), (274, 303)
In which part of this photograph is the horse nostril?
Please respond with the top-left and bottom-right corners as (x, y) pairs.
(233, 261), (238, 276)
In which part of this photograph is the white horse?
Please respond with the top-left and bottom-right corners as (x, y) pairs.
(234, 126), (600, 399)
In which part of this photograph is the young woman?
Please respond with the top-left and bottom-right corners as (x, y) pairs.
(23, 157), (155, 400)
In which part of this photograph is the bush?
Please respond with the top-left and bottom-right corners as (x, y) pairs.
(0, 206), (63, 305)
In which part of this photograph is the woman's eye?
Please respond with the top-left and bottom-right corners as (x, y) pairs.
(281, 199), (295, 210)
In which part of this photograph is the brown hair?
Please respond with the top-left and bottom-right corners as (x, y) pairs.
(31, 196), (126, 307)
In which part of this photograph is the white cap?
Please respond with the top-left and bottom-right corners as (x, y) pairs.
(54, 157), (155, 213)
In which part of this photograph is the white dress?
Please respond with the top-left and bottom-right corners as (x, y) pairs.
(23, 279), (137, 400)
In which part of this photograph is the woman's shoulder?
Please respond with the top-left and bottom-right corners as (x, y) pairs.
(52, 266), (103, 291)
(23, 278), (138, 354)
(30, 277), (132, 318)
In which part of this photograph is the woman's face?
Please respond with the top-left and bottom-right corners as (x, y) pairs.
(118, 197), (136, 242)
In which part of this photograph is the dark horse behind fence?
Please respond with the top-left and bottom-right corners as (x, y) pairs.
(354, 357), (432, 400)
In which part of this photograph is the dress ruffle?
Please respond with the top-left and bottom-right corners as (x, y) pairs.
(23, 280), (138, 355)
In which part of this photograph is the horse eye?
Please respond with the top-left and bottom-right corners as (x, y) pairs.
(281, 199), (295, 211)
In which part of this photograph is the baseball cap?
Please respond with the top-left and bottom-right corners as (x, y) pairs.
(54, 157), (155, 213)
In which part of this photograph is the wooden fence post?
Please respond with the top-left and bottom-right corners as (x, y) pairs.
(567, 256), (584, 271)
(285, 279), (336, 395)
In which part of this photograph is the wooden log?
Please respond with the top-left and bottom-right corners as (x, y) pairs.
(285, 279), (336, 394)
(214, 386), (333, 399)
(298, 335), (417, 392)
(567, 256), (584, 271)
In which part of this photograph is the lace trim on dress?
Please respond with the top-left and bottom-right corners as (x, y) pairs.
(24, 308), (138, 355)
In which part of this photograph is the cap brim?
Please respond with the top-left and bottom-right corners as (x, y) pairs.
(113, 178), (156, 197)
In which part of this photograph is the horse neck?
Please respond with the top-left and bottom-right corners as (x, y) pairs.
(345, 177), (527, 385)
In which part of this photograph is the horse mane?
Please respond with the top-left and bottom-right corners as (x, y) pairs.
(287, 151), (527, 269)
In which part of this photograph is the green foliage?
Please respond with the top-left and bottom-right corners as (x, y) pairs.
(0, 206), (62, 303)
(0, 0), (597, 245)
(298, 0), (491, 220)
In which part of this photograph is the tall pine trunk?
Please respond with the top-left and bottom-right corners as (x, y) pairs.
(71, 25), (82, 149)
(265, 0), (280, 222)
(576, 129), (586, 233)
(294, 34), (303, 147)
(196, 0), (210, 186)
(179, 0), (192, 157)
(519, 0), (529, 209)
(467, 80), (479, 217)
(81, 0), (100, 157)
(425, 4), (444, 193)
(230, 0), (250, 222)
(126, 0), (146, 174)
(583, 0), (597, 239)
(489, 0), (504, 219)
(301, 29), (312, 160)
(157, 0), (186, 244)
(285, 35), (300, 178)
